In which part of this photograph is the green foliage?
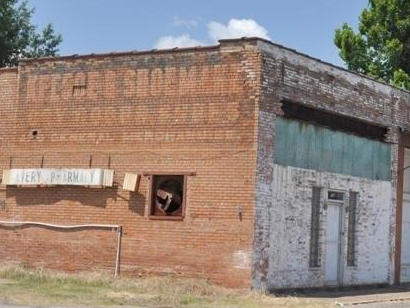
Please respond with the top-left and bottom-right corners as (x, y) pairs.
(0, 0), (62, 67)
(334, 0), (410, 90)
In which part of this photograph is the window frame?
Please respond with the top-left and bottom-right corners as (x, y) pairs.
(327, 189), (345, 203)
(147, 173), (187, 221)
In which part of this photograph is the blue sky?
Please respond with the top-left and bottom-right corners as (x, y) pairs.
(29, 0), (368, 67)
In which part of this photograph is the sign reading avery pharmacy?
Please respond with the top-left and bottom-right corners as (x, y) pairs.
(1, 168), (114, 187)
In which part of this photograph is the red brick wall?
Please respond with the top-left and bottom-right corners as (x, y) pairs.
(0, 68), (18, 156)
(0, 43), (260, 287)
(0, 227), (117, 272)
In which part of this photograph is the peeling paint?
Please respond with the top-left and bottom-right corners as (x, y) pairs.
(233, 250), (251, 270)
(258, 164), (392, 289)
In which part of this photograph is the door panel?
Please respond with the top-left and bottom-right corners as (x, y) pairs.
(325, 203), (341, 284)
(401, 193), (410, 282)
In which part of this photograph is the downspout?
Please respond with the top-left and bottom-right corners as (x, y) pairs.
(0, 221), (122, 277)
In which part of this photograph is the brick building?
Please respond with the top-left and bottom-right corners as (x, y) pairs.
(0, 37), (409, 290)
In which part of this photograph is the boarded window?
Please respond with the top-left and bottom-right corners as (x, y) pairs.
(274, 117), (391, 180)
(347, 191), (358, 267)
(309, 187), (321, 268)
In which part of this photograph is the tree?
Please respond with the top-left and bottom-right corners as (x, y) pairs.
(334, 0), (410, 90)
(0, 0), (62, 67)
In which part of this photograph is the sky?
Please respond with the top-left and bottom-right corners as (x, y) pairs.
(29, 0), (368, 67)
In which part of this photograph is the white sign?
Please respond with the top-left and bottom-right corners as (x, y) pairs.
(2, 168), (114, 187)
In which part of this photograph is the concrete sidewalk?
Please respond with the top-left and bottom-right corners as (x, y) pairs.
(295, 285), (410, 306)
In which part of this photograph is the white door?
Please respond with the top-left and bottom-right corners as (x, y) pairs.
(325, 203), (342, 285)
(401, 193), (410, 282)
(401, 148), (410, 282)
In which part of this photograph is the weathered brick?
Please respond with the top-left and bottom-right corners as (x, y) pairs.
(1, 38), (409, 289)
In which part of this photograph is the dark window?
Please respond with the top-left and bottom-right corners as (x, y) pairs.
(328, 191), (344, 201)
(72, 84), (87, 96)
(309, 187), (321, 268)
(280, 100), (387, 141)
(149, 175), (186, 220)
(347, 191), (358, 267)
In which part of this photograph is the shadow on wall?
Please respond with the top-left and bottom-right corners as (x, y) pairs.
(6, 186), (119, 208)
(5, 186), (147, 216)
(127, 192), (146, 216)
(115, 190), (146, 216)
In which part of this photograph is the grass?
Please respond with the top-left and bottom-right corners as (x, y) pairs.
(0, 264), (332, 308)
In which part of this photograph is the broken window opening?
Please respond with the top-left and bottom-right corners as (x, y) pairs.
(149, 175), (186, 219)
(309, 187), (321, 268)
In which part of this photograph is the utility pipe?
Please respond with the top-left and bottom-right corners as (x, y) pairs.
(0, 221), (122, 277)
(114, 226), (122, 277)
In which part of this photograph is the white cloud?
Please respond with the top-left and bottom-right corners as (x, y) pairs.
(172, 16), (199, 29)
(154, 34), (203, 49)
(207, 19), (270, 42)
(153, 18), (270, 50)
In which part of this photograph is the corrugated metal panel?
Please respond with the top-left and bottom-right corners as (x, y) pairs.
(102, 169), (114, 187)
(274, 117), (391, 180)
